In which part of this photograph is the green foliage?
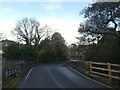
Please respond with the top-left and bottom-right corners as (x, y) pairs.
(3, 42), (36, 61)
(19, 45), (36, 61)
(51, 32), (68, 61)
(5, 17), (69, 63)
(84, 33), (120, 64)
(3, 43), (19, 59)
(38, 38), (56, 63)
(78, 2), (120, 64)
(69, 44), (78, 59)
(37, 32), (68, 63)
(80, 2), (120, 32)
(78, 2), (120, 45)
(3, 32), (68, 63)
(3, 76), (21, 88)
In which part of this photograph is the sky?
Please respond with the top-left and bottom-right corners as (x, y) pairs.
(0, 1), (92, 45)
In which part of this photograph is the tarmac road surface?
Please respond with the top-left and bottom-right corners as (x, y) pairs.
(17, 64), (111, 89)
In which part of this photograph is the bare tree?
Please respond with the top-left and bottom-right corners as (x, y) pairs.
(34, 24), (52, 47)
(12, 17), (51, 46)
(0, 32), (5, 41)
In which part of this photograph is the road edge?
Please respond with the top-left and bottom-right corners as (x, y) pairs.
(21, 67), (34, 88)
(68, 67), (112, 89)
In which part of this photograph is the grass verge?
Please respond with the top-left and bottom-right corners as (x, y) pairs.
(3, 76), (21, 88)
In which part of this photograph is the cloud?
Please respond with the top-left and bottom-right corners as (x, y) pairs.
(0, 4), (15, 15)
(1, 7), (14, 13)
(45, 4), (61, 10)
(40, 2), (61, 11)
(3, 7), (14, 13)
(0, 0), (93, 2)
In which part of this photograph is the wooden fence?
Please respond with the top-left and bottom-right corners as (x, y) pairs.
(89, 61), (120, 85)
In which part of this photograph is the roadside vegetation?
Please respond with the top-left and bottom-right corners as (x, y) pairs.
(1, 1), (120, 89)
(68, 2), (120, 90)
(3, 76), (21, 88)
(2, 18), (68, 63)
(70, 2), (120, 64)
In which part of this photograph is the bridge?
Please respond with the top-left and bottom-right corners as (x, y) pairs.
(17, 64), (112, 89)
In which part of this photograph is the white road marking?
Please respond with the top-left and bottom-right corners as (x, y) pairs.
(22, 68), (33, 88)
(68, 67), (112, 88)
(25, 68), (33, 80)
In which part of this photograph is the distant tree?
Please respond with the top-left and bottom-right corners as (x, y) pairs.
(34, 25), (52, 48)
(69, 44), (78, 59)
(12, 17), (53, 62)
(51, 32), (68, 61)
(0, 32), (5, 41)
(38, 38), (56, 63)
(12, 17), (52, 46)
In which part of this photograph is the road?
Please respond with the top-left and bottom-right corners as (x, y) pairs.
(17, 64), (111, 88)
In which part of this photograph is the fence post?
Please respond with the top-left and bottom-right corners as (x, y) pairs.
(16, 65), (21, 76)
(107, 63), (112, 85)
(89, 61), (92, 75)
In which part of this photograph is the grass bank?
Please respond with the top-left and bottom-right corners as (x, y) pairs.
(3, 76), (21, 88)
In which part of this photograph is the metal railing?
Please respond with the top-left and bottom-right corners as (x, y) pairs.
(5, 68), (17, 78)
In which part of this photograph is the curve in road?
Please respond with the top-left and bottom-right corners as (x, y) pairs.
(17, 64), (112, 89)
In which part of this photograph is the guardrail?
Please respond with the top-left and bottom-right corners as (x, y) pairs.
(89, 61), (120, 85)
(5, 68), (17, 78)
